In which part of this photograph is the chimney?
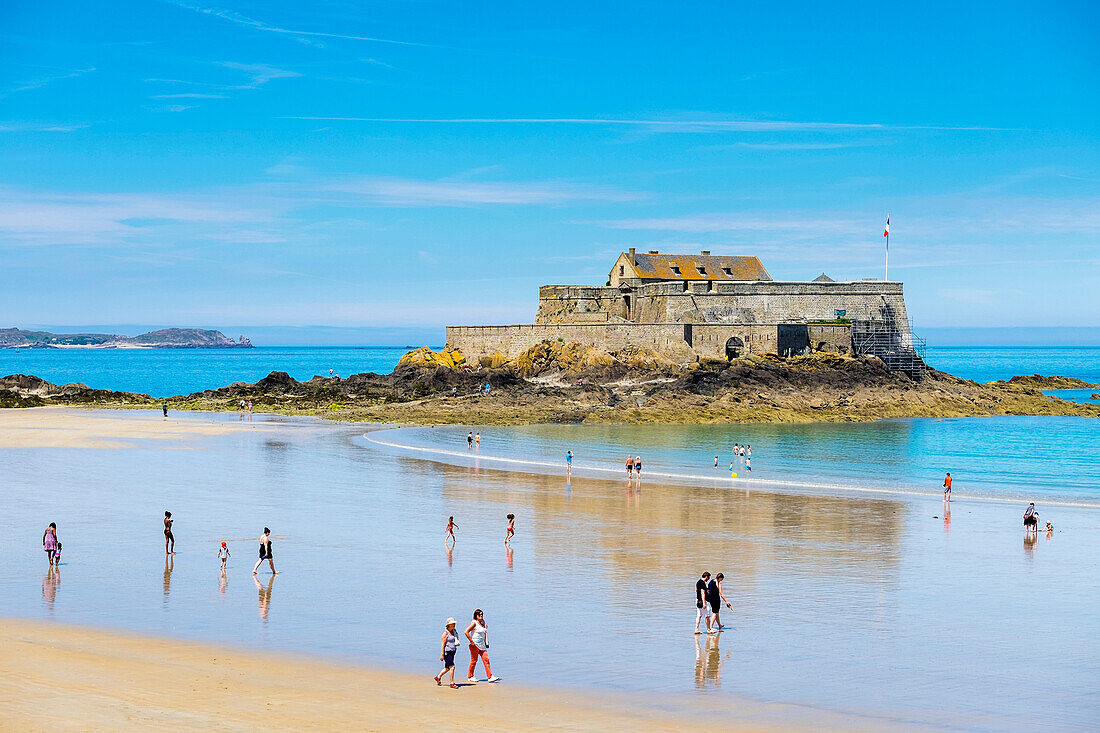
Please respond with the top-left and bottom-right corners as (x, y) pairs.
(648, 250), (658, 254)
(700, 250), (710, 255)
(628, 247), (635, 265)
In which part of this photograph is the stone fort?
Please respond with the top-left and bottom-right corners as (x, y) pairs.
(447, 249), (924, 377)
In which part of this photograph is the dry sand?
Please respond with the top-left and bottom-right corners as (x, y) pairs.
(0, 619), (876, 732)
(0, 407), (278, 449)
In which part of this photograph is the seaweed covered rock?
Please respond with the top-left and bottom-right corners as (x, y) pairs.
(398, 346), (467, 369)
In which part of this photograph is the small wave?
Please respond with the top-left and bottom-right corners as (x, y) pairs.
(363, 429), (1100, 509)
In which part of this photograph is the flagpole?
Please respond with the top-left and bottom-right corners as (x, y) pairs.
(885, 230), (889, 281)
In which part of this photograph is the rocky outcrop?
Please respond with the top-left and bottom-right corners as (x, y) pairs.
(4, 340), (1098, 425)
(988, 374), (1099, 389)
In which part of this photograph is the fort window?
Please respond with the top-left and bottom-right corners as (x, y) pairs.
(619, 265), (624, 276)
(722, 267), (732, 276)
(671, 266), (680, 275)
(696, 266), (706, 276)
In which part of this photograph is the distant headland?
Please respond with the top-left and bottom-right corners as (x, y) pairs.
(0, 328), (252, 349)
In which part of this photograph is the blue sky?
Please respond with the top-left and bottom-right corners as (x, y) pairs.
(2, 0), (1098, 341)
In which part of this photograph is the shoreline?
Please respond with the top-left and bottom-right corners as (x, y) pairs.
(362, 425), (1100, 509)
(0, 618), (883, 732)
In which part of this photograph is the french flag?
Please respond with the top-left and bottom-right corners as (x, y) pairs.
(883, 217), (890, 237)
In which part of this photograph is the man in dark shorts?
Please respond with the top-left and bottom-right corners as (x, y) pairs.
(694, 572), (711, 635)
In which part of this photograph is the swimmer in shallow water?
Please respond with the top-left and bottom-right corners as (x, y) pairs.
(505, 514), (515, 544)
(446, 516), (458, 547)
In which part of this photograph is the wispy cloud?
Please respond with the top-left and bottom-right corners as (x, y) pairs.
(277, 116), (1014, 132)
(1, 67), (95, 98)
(162, 1), (440, 48)
(151, 93), (227, 99)
(219, 62), (301, 88)
(0, 121), (89, 132)
(325, 176), (642, 206)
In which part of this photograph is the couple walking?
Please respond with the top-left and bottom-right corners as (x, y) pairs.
(435, 609), (500, 687)
(694, 571), (732, 634)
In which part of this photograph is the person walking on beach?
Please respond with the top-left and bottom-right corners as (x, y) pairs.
(218, 542), (230, 571)
(42, 522), (59, 567)
(1023, 503), (1039, 534)
(943, 472), (952, 501)
(247, 401), (253, 421)
(163, 511), (175, 555)
(626, 455), (635, 479)
(708, 573), (733, 631)
(435, 618), (460, 688)
(162, 402), (168, 418)
(467, 431), (474, 449)
(695, 572), (712, 634)
(634, 455), (642, 479)
(445, 516), (458, 547)
(714, 455), (719, 469)
(475, 432), (481, 448)
(505, 514), (515, 544)
(566, 450), (573, 472)
(465, 609), (499, 683)
(252, 528), (277, 575)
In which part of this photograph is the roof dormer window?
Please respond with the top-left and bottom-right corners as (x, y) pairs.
(671, 266), (681, 275)
(696, 266), (706, 276)
(722, 267), (732, 276)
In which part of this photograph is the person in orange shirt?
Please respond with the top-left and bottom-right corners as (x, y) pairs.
(943, 473), (952, 501)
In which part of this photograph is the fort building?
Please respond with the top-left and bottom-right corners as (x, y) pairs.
(447, 249), (925, 378)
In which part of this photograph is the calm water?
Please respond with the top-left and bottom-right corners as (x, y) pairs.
(1, 410), (1098, 731)
(0, 347), (415, 397)
(375, 418), (1100, 506)
(1, 344), (1098, 398)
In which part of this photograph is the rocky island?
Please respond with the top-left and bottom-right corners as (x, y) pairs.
(1, 328), (252, 349)
(2, 340), (1097, 424)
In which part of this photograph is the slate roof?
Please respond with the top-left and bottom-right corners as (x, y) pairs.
(812, 273), (835, 282)
(622, 253), (772, 282)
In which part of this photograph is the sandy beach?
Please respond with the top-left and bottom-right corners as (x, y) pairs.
(3, 408), (1098, 732)
(0, 619), (842, 732)
(0, 407), (277, 449)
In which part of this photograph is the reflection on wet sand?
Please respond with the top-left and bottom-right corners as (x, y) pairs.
(694, 634), (730, 689)
(254, 574), (275, 621)
(219, 570), (228, 595)
(506, 544), (514, 571)
(1024, 533), (1037, 558)
(163, 555), (174, 603)
(41, 568), (59, 609)
(439, 462), (905, 589)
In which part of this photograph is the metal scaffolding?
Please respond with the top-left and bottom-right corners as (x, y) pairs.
(852, 304), (926, 381)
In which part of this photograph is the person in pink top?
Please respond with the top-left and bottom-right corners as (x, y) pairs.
(42, 523), (59, 567)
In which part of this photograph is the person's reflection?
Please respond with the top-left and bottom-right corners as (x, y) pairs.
(506, 544), (514, 572)
(253, 573), (275, 621)
(219, 570), (228, 595)
(694, 633), (729, 688)
(42, 567), (60, 609)
(565, 475), (572, 501)
(446, 546), (453, 568)
(163, 555), (174, 602)
(1023, 533), (1037, 558)
(943, 502), (951, 534)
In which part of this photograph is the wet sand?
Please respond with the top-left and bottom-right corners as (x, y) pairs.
(0, 407), (276, 449)
(0, 619), (855, 732)
(3, 408), (1098, 731)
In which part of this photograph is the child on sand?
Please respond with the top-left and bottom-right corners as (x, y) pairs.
(435, 618), (460, 688)
(505, 514), (515, 544)
(219, 542), (230, 570)
(446, 516), (458, 547)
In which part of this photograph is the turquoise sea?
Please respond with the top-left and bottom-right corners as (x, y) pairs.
(1, 345), (1098, 398)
